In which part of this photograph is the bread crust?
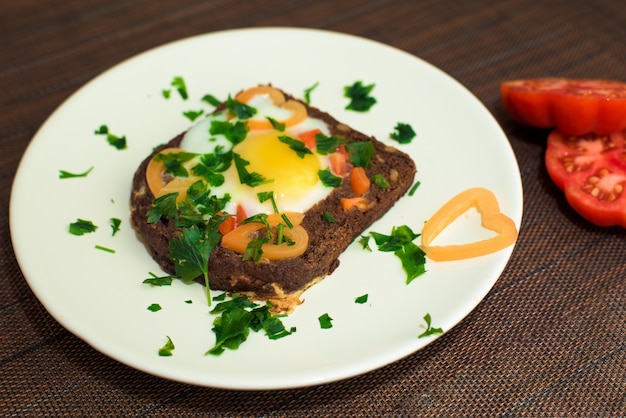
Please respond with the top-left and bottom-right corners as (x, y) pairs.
(130, 88), (416, 311)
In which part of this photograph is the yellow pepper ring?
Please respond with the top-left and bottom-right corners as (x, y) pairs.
(235, 86), (308, 130)
(221, 212), (309, 260)
(420, 187), (518, 261)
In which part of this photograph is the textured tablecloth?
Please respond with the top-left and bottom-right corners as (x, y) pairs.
(1, 0), (624, 416)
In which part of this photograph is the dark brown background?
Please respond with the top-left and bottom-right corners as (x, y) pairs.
(1, 0), (625, 416)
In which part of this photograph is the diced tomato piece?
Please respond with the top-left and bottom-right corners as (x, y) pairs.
(349, 166), (370, 196)
(545, 129), (626, 227)
(329, 145), (349, 176)
(236, 204), (248, 225)
(217, 214), (236, 235)
(298, 129), (322, 150)
(501, 78), (626, 135)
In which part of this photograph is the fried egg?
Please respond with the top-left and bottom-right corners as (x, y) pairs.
(179, 89), (336, 218)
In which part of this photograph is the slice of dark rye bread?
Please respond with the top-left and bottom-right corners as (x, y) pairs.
(130, 87), (417, 312)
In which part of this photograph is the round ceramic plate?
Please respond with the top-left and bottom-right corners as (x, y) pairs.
(10, 27), (523, 390)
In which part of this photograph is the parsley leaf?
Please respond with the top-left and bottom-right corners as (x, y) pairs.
(143, 272), (174, 286)
(158, 336), (175, 356)
(210, 120), (248, 145)
(233, 153), (272, 187)
(226, 95), (256, 119)
(355, 294), (369, 304)
(154, 151), (196, 177)
(304, 82), (319, 104)
(267, 117), (286, 131)
(315, 133), (346, 155)
(202, 94), (222, 107)
(371, 173), (389, 189)
(207, 307), (253, 355)
(346, 141), (375, 168)
(94, 125), (127, 150)
(318, 168), (342, 188)
(359, 235), (372, 251)
(257, 191), (279, 214)
(418, 313), (444, 338)
(147, 193), (179, 224)
(243, 236), (269, 262)
(370, 225), (419, 252)
(59, 166), (93, 179)
(168, 221), (222, 305)
(183, 109), (204, 121)
(69, 219), (97, 236)
(170, 76), (188, 100)
(278, 135), (313, 158)
(147, 303), (162, 312)
(369, 225), (427, 284)
(110, 218), (121, 236)
(344, 81), (377, 112)
(323, 211), (336, 223)
(390, 122), (417, 144)
(318, 313), (334, 329)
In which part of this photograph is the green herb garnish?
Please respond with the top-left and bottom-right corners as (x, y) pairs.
(95, 245), (115, 253)
(390, 122), (416, 144)
(158, 336), (175, 356)
(323, 211), (336, 223)
(143, 272), (174, 286)
(168, 221), (222, 305)
(371, 173), (389, 189)
(147, 303), (162, 312)
(304, 82), (319, 104)
(267, 117), (286, 131)
(226, 95), (256, 119)
(209, 120), (248, 146)
(170, 76), (188, 100)
(369, 225), (427, 284)
(344, 81), (377, 112)
(110, 218), (121, 236)
(183, 109), (204, 121)
(315, 133), (346, 155)
(202, 94), (222, 107)
(278, 135), (313, 158)
(359, 235), (372, 251)
(417, 313), (444, 338)
(355, 294), (369, 304)
(257, 191), (279, 214)
(318, 167), (342, 188)
(233, 153), (272, 187)
(94, 125), (127, 150)
(408, 181), (421, 196)
(147, 192), (179, 224)
(318, 313), (334, 329)
(59, 166), (93, 179)
(153, 150), (196, 177)
(69, 219), (97, 236)
(346, 141), (375, 168)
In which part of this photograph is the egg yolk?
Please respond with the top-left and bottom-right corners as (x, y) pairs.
(234, 131), (321, 203)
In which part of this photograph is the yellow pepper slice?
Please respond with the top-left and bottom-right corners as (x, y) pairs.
(420, 187), (518, 261)
(221, 212), (309, 260)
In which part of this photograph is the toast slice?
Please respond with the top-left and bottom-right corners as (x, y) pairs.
(130, 86), (416, 312)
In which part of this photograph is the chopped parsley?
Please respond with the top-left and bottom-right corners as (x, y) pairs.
(206, 294), (295, 355)
(358, 235), (372, 251)
(390, 122), (417, 144)
(226, 95), (256, 119)
(371, 173), (389, 189)
(346, 141), (375, 168)
(110, 218), (121, 236)
(267, 117), (285, 131)
(183, 109), (204, 121)
(168, 221), (222, 305)
(94, 125), (127, 150)
(59, 166), (93, 179)
(257, 191), (279, 214)
(315, 133), (346, 155)
(418, 313), (443, 338)
(143, 272), (174, 286)
(368, 225), (427, 284)
(355, 294), (369, 304)
(344, 81), (377, 112)
(69, 219), (97, 236)
(158, 336), (175, 356)
(202, 94), (222, 107)
(170, 76), (188, 100)
(318, 168), (342, 188)
(318, 313), (334, 329)
(95, 245), (115, 253)
(278, 135), (313, 158)
(154, 150), (196, 177)
(210, 119), (248, 146)
(323, 211), (336, 223)
(304, 81), (319, 104)
(233, 153), (272, 187)
(147, 303), (162, 312)
(408, 180), (421, 196)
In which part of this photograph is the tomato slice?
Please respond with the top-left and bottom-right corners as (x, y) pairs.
(545, 129), (626, 227)
(501, 78), (626, 135)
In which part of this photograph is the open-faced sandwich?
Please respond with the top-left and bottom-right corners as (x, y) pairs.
(130, 85), (416, 312)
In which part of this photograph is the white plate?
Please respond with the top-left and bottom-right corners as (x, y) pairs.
(10, 27), (523, 390)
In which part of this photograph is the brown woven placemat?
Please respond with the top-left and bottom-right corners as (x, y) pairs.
(1, 0), (624, 416)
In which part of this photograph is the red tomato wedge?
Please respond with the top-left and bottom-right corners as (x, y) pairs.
(501, 78), (626, 135)
(545, 129), (626, 227)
